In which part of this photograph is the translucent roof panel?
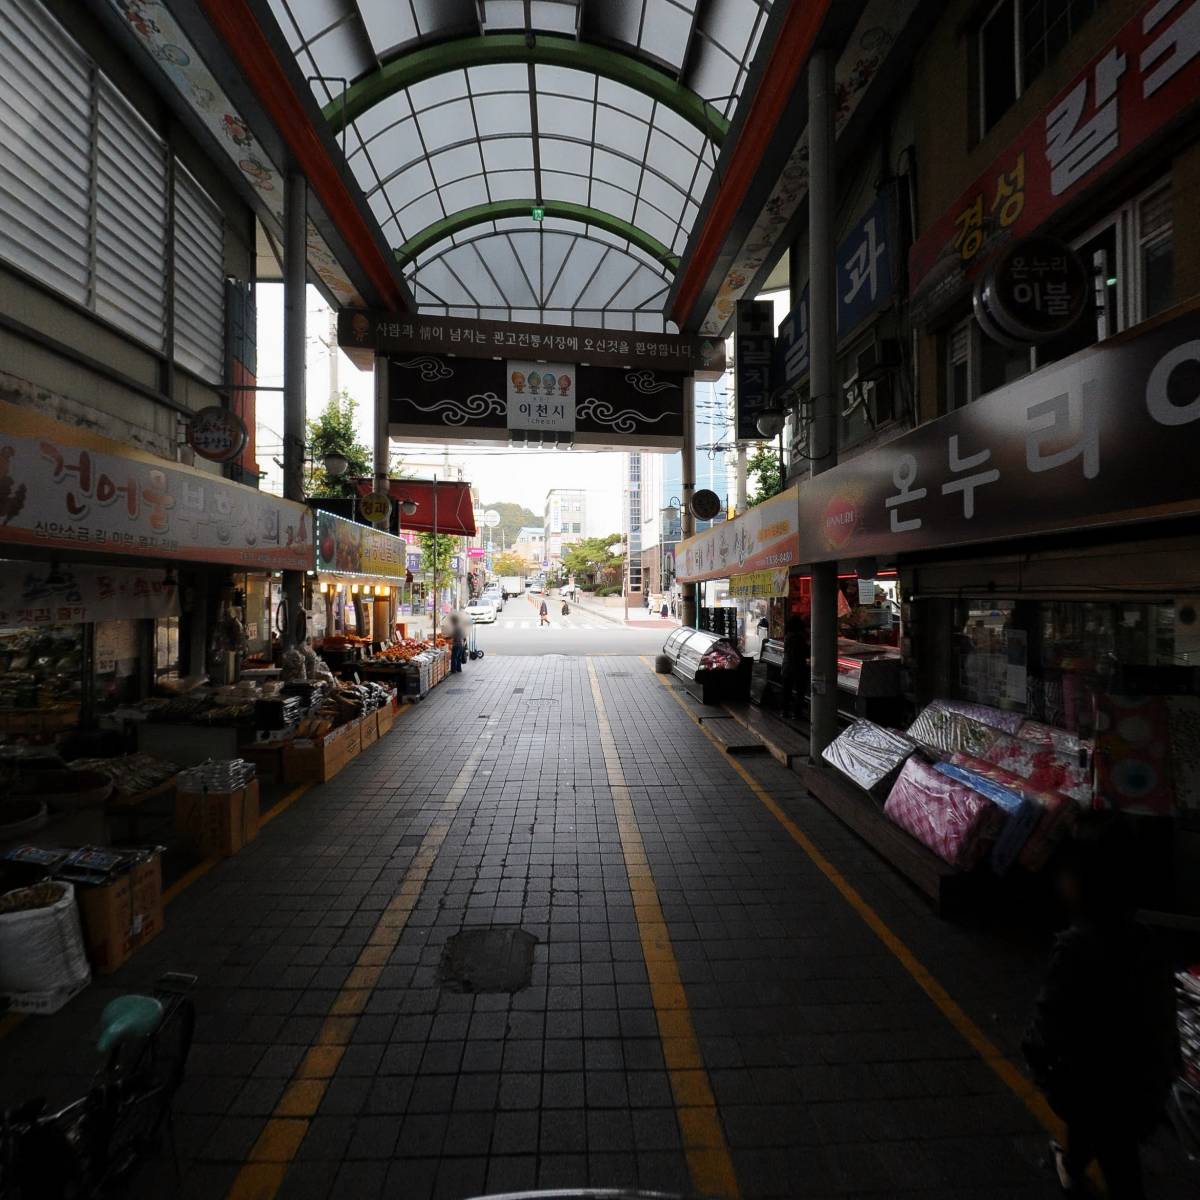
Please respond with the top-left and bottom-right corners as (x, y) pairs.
(264, 0), (773, 323)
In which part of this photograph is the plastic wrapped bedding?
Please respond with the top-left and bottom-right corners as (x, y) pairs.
(905, 702), (1000, 759)
(938, 700), (1025, 734)
(1016, 718), (1090, 761)
(821, 720), (916, 798)
(980, 733), (1092, 806)
(1093, 693), (1174, 816)
(950, 752), (1077, 871)
(934, 762), (1039, 875)
(883, 756), (1000, 869)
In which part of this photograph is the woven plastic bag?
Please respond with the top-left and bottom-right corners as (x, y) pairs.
(0, 881), (91, 1001)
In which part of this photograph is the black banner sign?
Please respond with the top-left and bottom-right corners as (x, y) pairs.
(796, 307), (1200, 563)
(388, 355), (685, 449)
(340, 309), (725, 377)
(734, 299), (776, 442)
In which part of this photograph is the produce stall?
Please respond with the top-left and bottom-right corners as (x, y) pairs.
(357, 636), (451, 699)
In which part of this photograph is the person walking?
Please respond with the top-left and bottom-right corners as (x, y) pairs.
(561, 598), (570, 617)
(779, 616), (809, 719)
(448, 612), (466, 673)
(660, 600), (669, 620)
(539, 598), (550, 627)
(1023, 815), (1179, 1198)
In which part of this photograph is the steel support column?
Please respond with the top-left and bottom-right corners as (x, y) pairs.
(282, 172), (307, 649)
(373, 353), (390, 529)
(681, 375), (697, 629)
(807, 49), (839, 761)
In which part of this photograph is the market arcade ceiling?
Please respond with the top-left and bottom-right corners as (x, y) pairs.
(262, 0), (774, 330)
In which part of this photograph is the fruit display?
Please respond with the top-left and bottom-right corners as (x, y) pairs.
(372, 638), (432, 663)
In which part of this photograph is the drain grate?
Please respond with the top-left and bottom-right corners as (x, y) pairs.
(512, 687), (525, 694)
(438, 927), (537, 994)
(609, 672), (631, 677)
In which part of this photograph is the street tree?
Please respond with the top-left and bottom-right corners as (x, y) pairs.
(561, 533), (623, 588)
(419, 532), (457, 576)
(747, 442), (783, 506)
(305, 389), (372, 498)
(493, 551), (530, 577)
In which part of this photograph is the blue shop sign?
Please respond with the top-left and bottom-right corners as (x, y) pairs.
(776, 191), (896, 388)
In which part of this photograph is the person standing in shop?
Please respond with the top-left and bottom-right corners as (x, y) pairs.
(539, 598), (550, 627)
(1023, 815), (1179, 1199)
(779, 616), (808, 719)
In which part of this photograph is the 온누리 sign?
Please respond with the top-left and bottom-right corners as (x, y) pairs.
(794, 305), (1200, 563)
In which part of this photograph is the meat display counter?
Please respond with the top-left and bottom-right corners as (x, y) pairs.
(662, 627), (752, 706)
(837, 637), (901, 722)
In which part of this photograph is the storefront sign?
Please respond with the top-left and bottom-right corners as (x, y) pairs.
(775, 191), (899, 388)
(729, 568), (789, 599)
(467, 547), (485, 559)
(339, 309), (726, 377)
(734, 300), (776, 442)
(0, 400), (311, 569)
(0, 564), (178, 626)
(390, 357), (684, 449)
(507, 361), (575, 431)
(794, 306), (1200, 563)
(406, 553), (422, 571)
(678, 484), (800, 583)
(974, 236), (1090, 345)
(358, 491), (393, 524)
(186, 406), (248, 464)
(909, 0), (1200, 314)
(315, 510), (407, 578)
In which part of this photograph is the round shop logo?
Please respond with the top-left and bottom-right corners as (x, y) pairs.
(822, 490), (862, 551)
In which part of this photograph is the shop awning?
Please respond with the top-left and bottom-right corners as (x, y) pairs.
(352, 478), (478, 537)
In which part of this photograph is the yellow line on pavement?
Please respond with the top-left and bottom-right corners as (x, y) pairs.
(646, 661), (1065, 1145)
(257, 783), (310, 829)
(587, 660), (741, 1200)
(227, 725), (494, 1200)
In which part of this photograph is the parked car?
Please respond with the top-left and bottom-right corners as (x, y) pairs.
(465, 600), (497, 623)
(482, 587), (504, 611)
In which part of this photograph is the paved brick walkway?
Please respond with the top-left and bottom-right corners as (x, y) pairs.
(0, 656), (1190, 1198)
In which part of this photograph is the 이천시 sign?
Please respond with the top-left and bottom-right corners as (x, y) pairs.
(507, 361), (576, 432)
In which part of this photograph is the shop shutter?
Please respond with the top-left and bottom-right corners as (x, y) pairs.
(95, 78), (168, 349)
(173, 163), (226, 383)
(0, 0), (91, 303)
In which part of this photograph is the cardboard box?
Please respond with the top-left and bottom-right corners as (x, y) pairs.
(376, 703), (396, 738)
(360, 712), (378, 750)
(282, 721), (357, 783)
(77, 853), (164, 975)
(175, 780), (260, 858)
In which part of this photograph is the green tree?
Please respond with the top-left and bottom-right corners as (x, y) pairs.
(480, 500), (540, 548)
(493, 550), (530, 577)
(419, 532), (457, 576)
(562, 533), (624, 588)
(747, 442), (783, 506)
(305, 390), (372, 498)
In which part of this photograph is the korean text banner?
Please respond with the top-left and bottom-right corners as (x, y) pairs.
(908, 0), (1200, 316)
(0, 400), (312, 569)
(729, 568), (789, 599)
(0, 563), (179, 627)
(316, 510), (408, 578)
(794, 306), (1200, 563)
(677, 485), (800, 583)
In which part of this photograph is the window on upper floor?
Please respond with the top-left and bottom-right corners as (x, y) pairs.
(978, 0), (1106, 135)
(839, 335), (899, 450)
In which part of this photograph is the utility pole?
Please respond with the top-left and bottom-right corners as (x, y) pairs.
(808, 48), (839, 761)
(680, 377), (697, 628)
(735, 444), (748, 514)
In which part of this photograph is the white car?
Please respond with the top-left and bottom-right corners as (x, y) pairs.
(465, 600), (497, 623)
(482, 588), (504, 611)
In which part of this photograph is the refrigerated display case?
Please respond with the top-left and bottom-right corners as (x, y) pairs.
(662, 627), (751, 705)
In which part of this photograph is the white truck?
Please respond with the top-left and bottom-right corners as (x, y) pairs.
(500, 575), (524, 599)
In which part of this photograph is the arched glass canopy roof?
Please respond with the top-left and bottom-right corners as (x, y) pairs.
(264, 0), (774, 328)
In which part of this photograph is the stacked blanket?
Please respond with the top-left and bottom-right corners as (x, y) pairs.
(822, 720), (917, 799)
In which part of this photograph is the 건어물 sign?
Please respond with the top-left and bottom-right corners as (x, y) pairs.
(0, 400), (311, 569)
(909, 0), (1200, 317)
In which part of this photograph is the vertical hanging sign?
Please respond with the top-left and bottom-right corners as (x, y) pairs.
(734, 299), (776, 442)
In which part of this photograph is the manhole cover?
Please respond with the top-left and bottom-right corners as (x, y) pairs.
(512, 687), (525, 694)
(438, 927), (538, 994)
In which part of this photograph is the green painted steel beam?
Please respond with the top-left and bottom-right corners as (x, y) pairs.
(396, 200), (680, 271)
(325, 34), (729, 144)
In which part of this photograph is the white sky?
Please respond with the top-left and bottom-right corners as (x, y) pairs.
(256, 282), (625, 527)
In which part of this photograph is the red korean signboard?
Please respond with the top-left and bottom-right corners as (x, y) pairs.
(909, 0), (1200, 313)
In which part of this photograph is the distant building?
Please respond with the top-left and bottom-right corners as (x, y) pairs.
(545, 488), (588, 573)
(512, 525), (545, 568)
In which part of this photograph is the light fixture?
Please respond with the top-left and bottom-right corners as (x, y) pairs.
(351, 583), (360, 594)
(319, 582), (329, 594)
(378, 585), (390, 596)
(323, 451), (349, 478)
(335, 582), (344, 593)
(399, 498), (418, 517)
(531, 205), (545, 222)
(756, 409), (786, 438)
